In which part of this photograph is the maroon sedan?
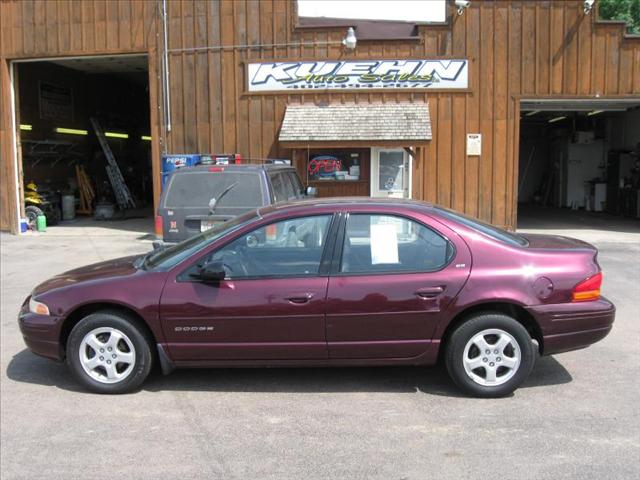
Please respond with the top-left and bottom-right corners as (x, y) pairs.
(19, 199), (615, 397)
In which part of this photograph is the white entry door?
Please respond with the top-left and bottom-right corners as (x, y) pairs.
(370, 148), (412, 198)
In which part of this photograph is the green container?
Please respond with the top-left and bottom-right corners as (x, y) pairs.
(36, 214), (47, 232)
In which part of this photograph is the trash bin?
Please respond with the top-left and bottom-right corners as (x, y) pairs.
(36, 214), (46, 232)
(62, 194), (76, 220)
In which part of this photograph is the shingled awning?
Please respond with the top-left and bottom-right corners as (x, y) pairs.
(278, 102), (432, 147)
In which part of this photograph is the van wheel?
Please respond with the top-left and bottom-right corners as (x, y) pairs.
(445, 313), (536, 398)
(66, 311), (153, 394)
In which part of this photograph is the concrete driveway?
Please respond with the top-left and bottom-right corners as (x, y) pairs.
(1, 212), (639, 480)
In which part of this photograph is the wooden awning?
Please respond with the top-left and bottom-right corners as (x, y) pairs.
(278, 102), (432, 148)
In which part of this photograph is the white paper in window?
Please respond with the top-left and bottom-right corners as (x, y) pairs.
(370, 224), (399, 264)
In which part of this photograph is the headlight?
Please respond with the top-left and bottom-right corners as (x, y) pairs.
(29, 297), (50, 316)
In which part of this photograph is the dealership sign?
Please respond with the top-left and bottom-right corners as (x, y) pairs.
(247, 59), (468, 92)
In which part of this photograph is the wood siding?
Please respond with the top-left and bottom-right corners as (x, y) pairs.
(1, 0), (639, 232)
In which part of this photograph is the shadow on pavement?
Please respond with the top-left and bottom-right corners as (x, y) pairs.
(7, 349), (572, 397)
(5, 350), (85, 392)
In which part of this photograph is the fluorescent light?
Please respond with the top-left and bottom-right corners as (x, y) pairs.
(55, 127), (88, 135)
(141, 135), (152, 141)
(587, 110), (604, 116)
(525, 110), (540, 117)
(104, 132), (129, 139)
(548, 116), (567, 124)
(19, 124), (32, 131)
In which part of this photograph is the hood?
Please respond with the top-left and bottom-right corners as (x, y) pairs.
(32, 255), (141, 296)
(520, 233), (596, 251)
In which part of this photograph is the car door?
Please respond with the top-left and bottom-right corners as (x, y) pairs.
(160, 214), (337, 361)
(326, 212), (471, 359)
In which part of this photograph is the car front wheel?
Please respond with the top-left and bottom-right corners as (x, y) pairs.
(445, 313), (536, 398)
(66, 311), (153, 394)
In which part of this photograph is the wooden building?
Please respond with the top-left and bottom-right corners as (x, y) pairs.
(1, 0), (639, 234)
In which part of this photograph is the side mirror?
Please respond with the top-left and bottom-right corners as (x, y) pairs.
(194, 260), (226, 283)
(305, 186), (317, 197)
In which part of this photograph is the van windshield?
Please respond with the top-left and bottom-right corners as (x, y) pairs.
(164, 171), (264, 208)
(142, 210), (260, 270)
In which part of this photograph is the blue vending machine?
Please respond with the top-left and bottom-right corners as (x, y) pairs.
(161, 154), (201, 189)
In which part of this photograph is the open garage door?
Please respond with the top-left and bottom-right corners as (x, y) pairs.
(518, 98), (640, 230)
(14, 54), (153, 234)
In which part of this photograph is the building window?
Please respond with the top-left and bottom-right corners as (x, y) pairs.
(307, 149), (363, 181)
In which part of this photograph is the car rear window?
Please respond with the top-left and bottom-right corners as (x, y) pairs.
(435, 207), (528, 247)
(164, 171), (264, 208)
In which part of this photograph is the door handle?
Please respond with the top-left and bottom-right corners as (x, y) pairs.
(415, 286), (445, 298)
(285, 293), (315, 304)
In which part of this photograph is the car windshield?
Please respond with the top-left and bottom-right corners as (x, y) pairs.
(435, 207), (529, 247)
(143, 210), (260, 270)
(164, 170), (264, 209)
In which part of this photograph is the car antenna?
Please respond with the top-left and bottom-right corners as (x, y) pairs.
(209, 182), (238, 214)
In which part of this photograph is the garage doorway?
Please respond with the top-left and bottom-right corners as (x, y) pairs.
(517, 99), (640, 229)
(14, 54), (153, 233)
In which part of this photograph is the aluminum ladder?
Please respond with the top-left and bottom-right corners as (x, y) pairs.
(90, 117), (136, 210)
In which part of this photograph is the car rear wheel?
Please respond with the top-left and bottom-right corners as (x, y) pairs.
(445, 313), (536, 398)
(66, 311), (153, 394)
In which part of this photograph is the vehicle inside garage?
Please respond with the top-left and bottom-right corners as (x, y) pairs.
(518, 100), (640, 228)
(15, 55), (152, 230)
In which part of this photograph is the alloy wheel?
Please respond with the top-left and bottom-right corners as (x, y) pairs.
(78, 327), (136, 384)
(462, 328), (521, 387)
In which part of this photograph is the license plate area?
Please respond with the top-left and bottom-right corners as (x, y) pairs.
(200, 220), (220, 232)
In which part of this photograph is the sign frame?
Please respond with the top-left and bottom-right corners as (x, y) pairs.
(246, 59), (469, 93)
(39, 81), (74, 121)
(466, 133), (482, 156)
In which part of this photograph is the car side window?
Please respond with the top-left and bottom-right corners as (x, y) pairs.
(189, 215), (332, 279)
(287, 172), (304, 198)
(340, 214), (454, 274)
(270, 173), (287, 203)
(280, 173), (298, 200)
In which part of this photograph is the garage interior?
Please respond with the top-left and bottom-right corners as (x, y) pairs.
(15, 55), (153, 230)
(518, 99), (640, 229)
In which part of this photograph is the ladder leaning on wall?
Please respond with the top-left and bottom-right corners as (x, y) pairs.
(89, 117), (136, 210)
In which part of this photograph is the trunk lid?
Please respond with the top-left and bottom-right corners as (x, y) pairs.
(520, 233), (602, 303)
(521, 233), (596, 251)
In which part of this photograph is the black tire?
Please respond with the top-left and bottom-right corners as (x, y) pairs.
(66, 311), (154, 394)
(25, 205), (44, 228)
(445, 313), (536, 398)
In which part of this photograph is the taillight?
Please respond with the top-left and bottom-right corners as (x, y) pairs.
(155, 215), (163, 236)
(234, 153), (242, 164)
(572, 272), (602, 302)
